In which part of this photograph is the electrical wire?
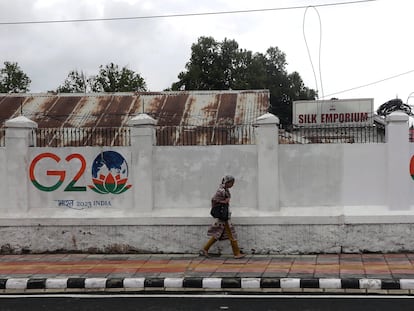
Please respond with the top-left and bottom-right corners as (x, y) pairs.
(322, 69), (414, 99)
(0, 0), (376, 25)
(302, 6), (324, 99)
(407, 92), (414, 106)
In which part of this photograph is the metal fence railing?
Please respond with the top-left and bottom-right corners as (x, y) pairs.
(156, 125), (255, 146)
(33, 126), (255, 147)
(4, 124), (390, 147)
(0, 128), (4, 147)
(280, 125), (386, 144)
(36, 127), (131, 147)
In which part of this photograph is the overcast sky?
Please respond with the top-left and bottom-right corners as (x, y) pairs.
(0, 0), (412, 110)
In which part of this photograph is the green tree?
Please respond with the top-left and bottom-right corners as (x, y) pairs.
(171, 37), (316, 126)
(261, 47), (317, 125)
(0, 61), (31, 93)
(172, 37), (247, 90)
(56, 70), (88, 93)
(89, 63), (147, 92)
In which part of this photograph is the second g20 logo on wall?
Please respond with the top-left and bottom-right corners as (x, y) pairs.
(29, 151), (132, 194)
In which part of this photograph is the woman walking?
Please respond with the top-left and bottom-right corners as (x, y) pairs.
(199, 175), (246, 259)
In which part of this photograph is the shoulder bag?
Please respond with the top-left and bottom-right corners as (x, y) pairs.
(210, 204), (229, 221)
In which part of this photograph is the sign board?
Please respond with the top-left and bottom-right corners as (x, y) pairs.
(293, 98), (374, 127)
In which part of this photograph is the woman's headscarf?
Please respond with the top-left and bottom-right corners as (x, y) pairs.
(222, 175), (235, 185)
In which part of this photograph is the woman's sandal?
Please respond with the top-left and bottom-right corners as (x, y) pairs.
(199, 249), (209, 257)
(234, 253), (246, 259)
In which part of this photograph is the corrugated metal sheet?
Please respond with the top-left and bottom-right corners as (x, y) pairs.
(0, 90), (269, 127)
(0, 90), (269, 146)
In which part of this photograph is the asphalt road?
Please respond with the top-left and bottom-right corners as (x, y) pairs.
(1, 294), (414, 311)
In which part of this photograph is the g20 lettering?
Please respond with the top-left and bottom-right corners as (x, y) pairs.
(410, 155), (414, 181)
(29, 151), (132, 194)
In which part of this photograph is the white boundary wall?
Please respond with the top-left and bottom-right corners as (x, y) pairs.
(0, 112), (414, 254)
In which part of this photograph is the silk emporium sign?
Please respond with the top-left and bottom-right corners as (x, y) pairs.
(293, 98), (373, 127)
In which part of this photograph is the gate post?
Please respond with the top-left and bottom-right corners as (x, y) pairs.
(128, 114), (156, 213)
(386, 111), (410, 210)
(5, 116), (37, 212)
(255, 113), (280, 211)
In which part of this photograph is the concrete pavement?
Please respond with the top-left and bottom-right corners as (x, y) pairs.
(1, 253), (414, 294)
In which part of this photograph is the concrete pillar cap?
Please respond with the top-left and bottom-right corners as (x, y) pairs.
(255, 113), (280, 125)
(386, 111), (409, 122)
(5, 116), (38, 128)
(128, 113), (157, 126)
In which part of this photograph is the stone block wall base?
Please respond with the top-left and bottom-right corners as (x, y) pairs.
(1, 223), (414, 254)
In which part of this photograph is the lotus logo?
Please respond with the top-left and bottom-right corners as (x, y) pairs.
(89, 172), (131, 194)
(88, 151), (132, 194)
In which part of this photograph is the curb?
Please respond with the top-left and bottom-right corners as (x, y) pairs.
(1, 277), (414, 292)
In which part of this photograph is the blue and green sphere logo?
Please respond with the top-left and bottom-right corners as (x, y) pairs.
(88, 151), (132, 194)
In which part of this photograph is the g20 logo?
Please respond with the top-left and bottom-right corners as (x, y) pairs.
(411, 156), (414, 180)
(29, 151), (132, 194)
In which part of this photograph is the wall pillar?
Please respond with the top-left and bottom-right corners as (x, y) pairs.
(386, 111), (410, 210)
(255, 113), (280, 211)
(5, 116), (37, 212)
(128, 114), (156, 213)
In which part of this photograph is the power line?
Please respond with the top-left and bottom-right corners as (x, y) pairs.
(303, 6), (324, 99)
(322, 69), (414, 98)
(0, 0), (376, 25)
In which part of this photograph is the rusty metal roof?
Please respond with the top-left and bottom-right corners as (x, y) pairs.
(0, 90), (269, 146)
(0, 90), (269, 128)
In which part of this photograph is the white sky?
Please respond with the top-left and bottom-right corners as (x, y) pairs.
(0, 0), (413, 111)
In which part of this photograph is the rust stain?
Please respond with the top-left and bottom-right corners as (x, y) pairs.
(216, 93), (237, 125)
(0, 95), (25, 123)
(159, 93), (189, 125)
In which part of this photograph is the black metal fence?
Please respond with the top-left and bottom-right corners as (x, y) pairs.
(0, 128), (4, 147)
(281, 125), (386, 144)
(35, 125), (255, 147)
(36, 127), (131, 147)
(156, 125), (255, 146)
(23, 124), (389, 147)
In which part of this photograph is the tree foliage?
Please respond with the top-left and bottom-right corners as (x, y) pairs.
(0, 61), (31, 93)
(56, 70), (88, 93)
(56, 63), (147, 93)
(89, 63), (147, 92)
(171, 36), (316, 125)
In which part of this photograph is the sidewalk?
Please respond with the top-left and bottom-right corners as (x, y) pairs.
(1, 253), (414, 294)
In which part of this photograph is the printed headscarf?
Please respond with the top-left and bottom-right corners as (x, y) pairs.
(222, 175), (235, 184)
